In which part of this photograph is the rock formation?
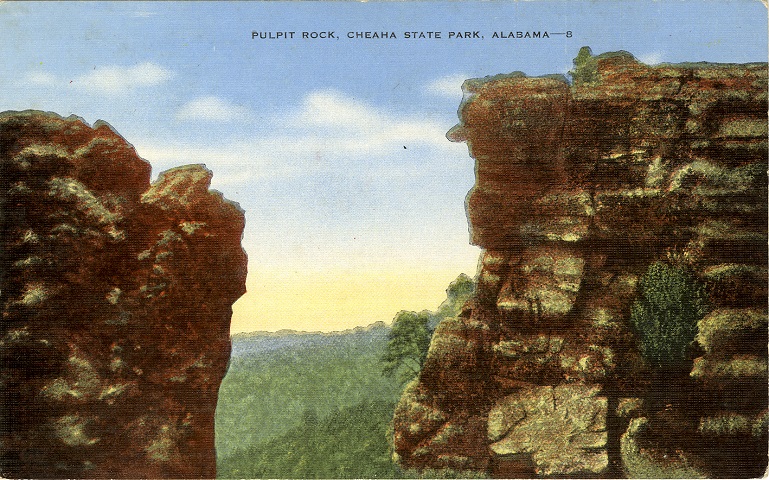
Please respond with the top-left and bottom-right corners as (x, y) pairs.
(392, 48), (767, 478)
(0, 111), (247, 478)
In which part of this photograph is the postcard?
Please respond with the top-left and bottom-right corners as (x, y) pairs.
(1, 1), (767, 478)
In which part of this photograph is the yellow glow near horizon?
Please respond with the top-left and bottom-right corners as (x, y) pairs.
(229, 264), (478, 334)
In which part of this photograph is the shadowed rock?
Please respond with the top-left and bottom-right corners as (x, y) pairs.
(0, 111), (247, 478)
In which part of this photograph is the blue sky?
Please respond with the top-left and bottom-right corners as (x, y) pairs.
(2, 1), (766, 332)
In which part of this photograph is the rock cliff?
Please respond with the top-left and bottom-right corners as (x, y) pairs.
(0, 111), (247, 478)
(392, 48), (767, 478)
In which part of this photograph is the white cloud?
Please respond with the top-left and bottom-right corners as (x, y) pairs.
(638, 52), (664, 65)
(423, 74), (469, 98)
(135, 142), (273, 185)
(132, 10), (157, 18)
(296, 91), (375, 129)
(26, 70), (57, 86)
(134, 89), (466, 187)
(290, 89), (454, 153)
(75, 62), (172, 94)
(176, 96), (252, 122)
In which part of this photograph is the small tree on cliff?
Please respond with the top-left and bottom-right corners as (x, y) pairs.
(381, 310), (432, 385)
(434, 273), (475, 321)
(630, 261), (708, 371)
(570, 46), (599, 85)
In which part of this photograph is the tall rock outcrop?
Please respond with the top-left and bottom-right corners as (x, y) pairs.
(392, 49), (767, 478)
(0, 111), (247, 478)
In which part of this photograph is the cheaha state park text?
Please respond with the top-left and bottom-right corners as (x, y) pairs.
(251, 30), (570, 40)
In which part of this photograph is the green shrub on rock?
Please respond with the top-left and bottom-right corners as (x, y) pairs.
(630, 262), (708, 369)
(382, 311), (433, 385)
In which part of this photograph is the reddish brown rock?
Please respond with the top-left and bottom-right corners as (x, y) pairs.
(394, 49), (767, 478)
(0, 111), (247, 478)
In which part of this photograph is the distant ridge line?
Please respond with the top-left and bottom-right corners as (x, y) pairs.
(231, 320), (390, 339)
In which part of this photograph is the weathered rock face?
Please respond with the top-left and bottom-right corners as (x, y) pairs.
(392, 49), (767, 478)
(0, 111), (247, 478)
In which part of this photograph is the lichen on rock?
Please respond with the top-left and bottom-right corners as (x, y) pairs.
(488, 384), (608, 476)
(392, 48), (767, 478)
(0, 111), (247, 478)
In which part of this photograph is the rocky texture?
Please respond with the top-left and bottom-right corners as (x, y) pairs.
(620, 417), (707, 479)
(392, 49), (767, 478)
(0, 111), (247, 478)
(488, 384), (608, 477)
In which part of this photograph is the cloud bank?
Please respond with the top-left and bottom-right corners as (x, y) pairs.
(26, 71), (57, 86)
(424, 74), (469, 98)
(638, 52), (664, 65)
(76, 62), (173, 94)
(176, 96), (252, 122)
(138, 89), (463, 185)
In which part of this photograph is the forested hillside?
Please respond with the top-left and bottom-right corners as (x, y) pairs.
(216, 323), (398, 460)
(215, 274), (474, 478)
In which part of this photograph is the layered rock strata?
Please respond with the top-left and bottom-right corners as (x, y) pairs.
(392, 48), (768, 478)
(0, 111), (247, 478)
